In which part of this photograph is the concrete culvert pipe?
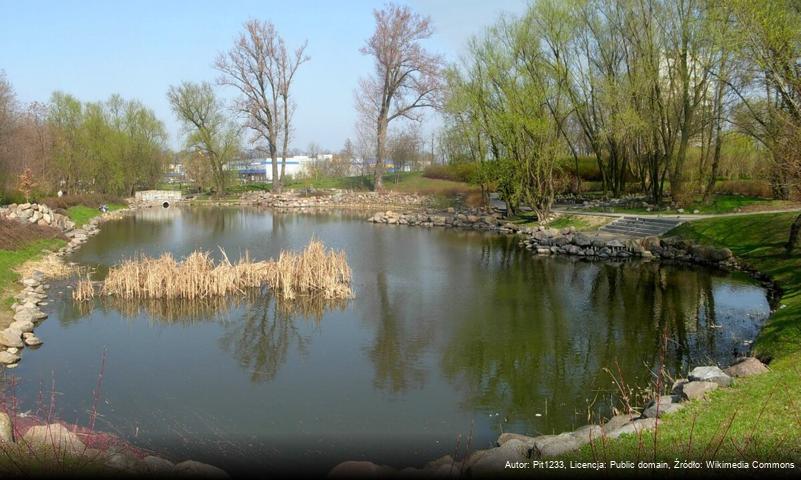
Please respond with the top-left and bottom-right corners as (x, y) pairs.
(162, 201), (170, 208)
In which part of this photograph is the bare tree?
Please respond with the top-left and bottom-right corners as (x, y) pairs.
(167, 81), (240, 195)
(356, 3), (443, 191)
(277, 38), (310, 184)
(216, 20), (282, 191)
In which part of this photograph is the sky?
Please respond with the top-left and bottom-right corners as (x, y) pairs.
(0, 0), (527, 152)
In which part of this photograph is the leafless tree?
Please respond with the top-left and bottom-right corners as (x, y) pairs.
(216, 20), (282, 190)
(216, 20), (308, 193)
(355, 3), (443, 191)
(277, 38), (309, 183)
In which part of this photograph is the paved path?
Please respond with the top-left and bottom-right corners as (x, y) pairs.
(552, 205), (801, 222)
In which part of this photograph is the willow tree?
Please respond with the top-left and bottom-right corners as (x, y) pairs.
(356, 3), (443, 191)
(167, 81), (239, 195)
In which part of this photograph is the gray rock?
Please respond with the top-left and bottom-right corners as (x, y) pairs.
(0, 329), (23, 348)
(606, 418), (659, 439)
(571, 424), (604, 443)
(23, 424), (85, 454)
(681, 381), (719, 400)
(329, 461), (394, 478)
(603, 413), (639, 433)
(689, 366), (732, 387)
(643, 396), (683, 418)
(105, 452), (147, 473)
(174, 460), (230, 478)
(9, 320), (34, 333)
(533, 433), (581, 457)
(724, 357), (769, 378)
(0, 412), (12, 442)
(23, 334), (42, 347)
(468, 439), (531, 475)
(497, 432), (536, 447)
(0, 351), (20, 364)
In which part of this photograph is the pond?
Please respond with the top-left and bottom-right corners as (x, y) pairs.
(5, 206), (770, 474)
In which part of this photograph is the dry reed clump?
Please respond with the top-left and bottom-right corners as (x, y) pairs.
(15, 254), (83, 280)
(100, 240), (352, 301)
(73, 276), (96, 301)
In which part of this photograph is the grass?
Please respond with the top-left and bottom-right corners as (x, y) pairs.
(561, 212), (801, 462)
(584, 194), (799, 215)
(0, 238), (66, 309)
(65, 204), (125, 227)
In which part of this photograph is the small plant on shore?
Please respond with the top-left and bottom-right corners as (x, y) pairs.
(16, 169), (36, 203)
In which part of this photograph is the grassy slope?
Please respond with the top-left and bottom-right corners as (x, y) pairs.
(0, 238), (66, 309)
(586, 194), (799, 215)
(66, 203), (125, 227)
(563, 212), (801, 462)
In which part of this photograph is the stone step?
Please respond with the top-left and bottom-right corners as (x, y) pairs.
(600, 216), (684, 237)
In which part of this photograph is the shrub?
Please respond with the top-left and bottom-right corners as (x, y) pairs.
(713, 180), (773, 198)
(0, 218), (65, 250)
(40, 193), (125, 210)
(423, 163), (478, 183)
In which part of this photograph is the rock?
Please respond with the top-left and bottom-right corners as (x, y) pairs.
(671, 378), (689, 395)
(21, 278), (39, 288)
(12, 310), (35, 323)
(533, 433), (582, 457)
(689, 366), (732, 387)
(571, 424), (604, 443)
(681, 381), (719, 401)
(23, 424), (85, 454)
(724, 357), (769, 378)
(329, 461), (395, 478)
(606, 239), (624, 248)
(23, 335), (42, 347)
(642, 396), (682, 418)
(9, 320), (34, 333)
(144, 455), (176, 473)
(497, 432), (536, 447)
(606, 418), (659, 439)
(0, 329), (23, 348)
(603, 413), (639, 433)
(468, 439), (530, 475)
(174, 460), (230, 478)
(105, 451), (147, 473)
(0, 412), (12, 442)
(0, 351), (20, 364)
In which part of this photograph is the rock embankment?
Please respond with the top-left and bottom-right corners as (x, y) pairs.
(1, 210), (128, 367)
(368, 208), (522, 233)
(0, 202), (76, 231)
(330, 358), (769, 477)
(0, 414), (228, 477)
(240, 190), (429, 209)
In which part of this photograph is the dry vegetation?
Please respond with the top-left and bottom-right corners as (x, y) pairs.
(73, 239), (353, 302)
(0, 218), (64, 250)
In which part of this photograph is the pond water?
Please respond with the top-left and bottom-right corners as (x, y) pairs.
(5, 207), (770, 473)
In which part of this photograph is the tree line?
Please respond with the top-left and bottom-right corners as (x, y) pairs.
(440, 0), (801, 222)
(0, 74), (167, 199)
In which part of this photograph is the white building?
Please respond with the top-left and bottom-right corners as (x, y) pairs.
(225, 155), (334, 182)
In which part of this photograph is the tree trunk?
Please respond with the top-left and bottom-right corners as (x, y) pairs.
(374, 119), (387, 192)
(787, 213), (801, 254)
(270, 145), (281, 194)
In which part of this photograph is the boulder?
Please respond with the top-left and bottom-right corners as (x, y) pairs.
(105, 451), (147, 473)
(689, 366), (732, 387)
(0, 351), (20, 364)
(0, 329), (24, 348)
(497, 432), (536, 447)
(724, 357), (769, 378)
(329, 461), (395, 478)
(606, 418), (659, 439)
(468, 439), (531, 475)
(9, 320), (34, 333)
(681, 381), (719, 401)
(642, 396), (683, 418)
(23, 334), (42, 347)
(571, 424), (604, 444)
(0, 412), (12, 442)
(23, 424), (85, 454)
(603, 413), (639, 433)
(533, 433), (582, 457)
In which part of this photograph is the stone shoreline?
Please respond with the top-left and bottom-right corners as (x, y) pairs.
(0, 204), (230, 477)
(330, 359), (771, 478)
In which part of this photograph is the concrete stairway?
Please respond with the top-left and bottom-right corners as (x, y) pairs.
(599, 216), (684, 237)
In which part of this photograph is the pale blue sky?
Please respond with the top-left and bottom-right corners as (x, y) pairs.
(0, 0), (527, 151)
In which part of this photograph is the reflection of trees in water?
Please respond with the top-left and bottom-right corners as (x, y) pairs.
(366, 271), (429, 393)
(440, 237), (738, 434)
(65, 288), (349, 383)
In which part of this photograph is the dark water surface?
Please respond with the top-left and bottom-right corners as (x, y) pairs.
(7, 207), (770, 473)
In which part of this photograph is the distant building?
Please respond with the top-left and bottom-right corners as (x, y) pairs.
(225, 155), (334, 182)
